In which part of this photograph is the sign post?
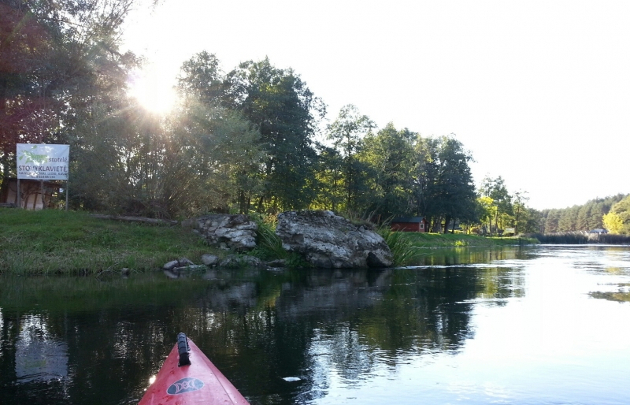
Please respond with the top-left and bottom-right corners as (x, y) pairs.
(16, 144), (70, 210)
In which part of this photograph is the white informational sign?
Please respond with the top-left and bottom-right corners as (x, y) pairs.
(17, 143), (69, 180)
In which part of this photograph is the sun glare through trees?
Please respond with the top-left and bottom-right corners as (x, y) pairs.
(127, 67), (179, 114)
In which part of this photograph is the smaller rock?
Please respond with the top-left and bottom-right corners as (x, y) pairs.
(121, 268), (130, 277)
(163, 260), (179, 271)
(173, 265), (207, 272)
(163, 258), (195, 271)
(266, 259), (286, 267)
(201, 254), (220, 266)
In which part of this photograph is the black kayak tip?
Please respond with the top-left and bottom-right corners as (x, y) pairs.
(177, 332), (191, 367)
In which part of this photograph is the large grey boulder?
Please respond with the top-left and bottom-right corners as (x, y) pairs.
(275, 210), (393, 268)
(191, 214), (258, 251)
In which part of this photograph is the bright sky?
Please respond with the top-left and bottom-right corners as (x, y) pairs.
(122, 0), (630, 210)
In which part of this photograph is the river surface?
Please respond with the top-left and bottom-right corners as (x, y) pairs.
(1, 245), (630, 404)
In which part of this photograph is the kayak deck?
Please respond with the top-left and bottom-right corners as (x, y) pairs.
(139, 334), (249, 404)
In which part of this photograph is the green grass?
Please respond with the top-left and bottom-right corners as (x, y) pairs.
(379, 231), (538, 265)
(394, 232), (537, 248)
(0, 208), (216, 275)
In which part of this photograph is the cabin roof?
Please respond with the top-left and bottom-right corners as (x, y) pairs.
(392, 217), (425, 223)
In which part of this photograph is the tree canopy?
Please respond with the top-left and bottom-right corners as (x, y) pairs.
(3, 0), (613, 234)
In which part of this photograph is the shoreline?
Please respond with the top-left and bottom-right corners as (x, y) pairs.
(0, 209), (536, 276)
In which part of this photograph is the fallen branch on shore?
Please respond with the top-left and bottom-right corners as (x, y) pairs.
(90, 214), (179, 226)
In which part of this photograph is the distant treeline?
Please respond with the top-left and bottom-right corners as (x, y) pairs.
(540, 194), (628, 233)
(531, 232), (630, 245)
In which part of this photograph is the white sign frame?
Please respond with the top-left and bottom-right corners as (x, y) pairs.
(16, 143), (70, 210)
(17, 143), (69, 180)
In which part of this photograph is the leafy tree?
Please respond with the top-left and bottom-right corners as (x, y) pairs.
(414, 136), (477, 232)
(312, 145), (344, 211)
(603, 212), (624, 234)
(359, 123), (416, 219)
(175, 52), (263, 214)
(512, 190), (530, 234)
(411, 137), (439, 226)
(0, 0), (152, 213)
(224, 57), (324, 212)
(177, 51), (226, 108)
(480, 176), (512, 234)
(603, 195), (630, 235)
(435, 137), (478, 233)
(520, 207), (543, 234)
(325, 104), (374, 214)
(476, 196), (495, 234)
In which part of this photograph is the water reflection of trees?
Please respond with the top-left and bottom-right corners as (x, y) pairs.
(0, 260), (523, 404)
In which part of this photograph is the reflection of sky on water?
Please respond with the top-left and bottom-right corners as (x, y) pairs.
(306, 246), (630, 404)
(298, 248), (630, 404)
(15, 314), (68, 383)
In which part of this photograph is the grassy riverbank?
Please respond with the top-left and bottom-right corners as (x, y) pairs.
(381, 229), (538, 265)
(0, 209), (537, 275)
(0, 209), (213, 276)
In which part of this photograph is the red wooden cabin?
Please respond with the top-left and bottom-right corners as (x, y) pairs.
(390, 217), (428, 232)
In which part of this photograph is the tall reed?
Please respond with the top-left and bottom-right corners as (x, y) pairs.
(250, 214), (308, 268)
(378, 228), (425, 266)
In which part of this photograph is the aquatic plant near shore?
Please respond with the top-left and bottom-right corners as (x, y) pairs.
(378, 228), (425, 266)
(250, 214), (308, 268)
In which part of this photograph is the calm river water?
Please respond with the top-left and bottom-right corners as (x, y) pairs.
(1, 245), (630, 404)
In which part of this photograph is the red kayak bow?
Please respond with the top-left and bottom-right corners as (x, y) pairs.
(139, 333), (249, 404)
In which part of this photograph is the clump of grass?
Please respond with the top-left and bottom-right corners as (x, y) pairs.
(250, 214), (286, 261)
(250, 214), (309, 268)
(335, 209), (377, 228)
(378, 228), (426, 266)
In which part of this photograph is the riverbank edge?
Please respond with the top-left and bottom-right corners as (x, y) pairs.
(0, 209), (537, 276)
